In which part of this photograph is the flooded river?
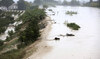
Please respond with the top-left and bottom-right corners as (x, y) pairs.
(33, 6), (100, 59)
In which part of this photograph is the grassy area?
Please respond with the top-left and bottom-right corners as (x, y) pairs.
(66, 11), (77, 16)
(0, 49), (25, 59)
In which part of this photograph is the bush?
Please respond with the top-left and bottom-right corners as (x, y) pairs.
(0, 27), (6, 34)
(67, 23), (80, 30)
(8, 30), (14, 37)
(6, 36), (12, 41)
(43, 5), (48, 8)
(17, 43), (26, 49)
(66, 11), (77, 16)
(0, 40), (4, 46)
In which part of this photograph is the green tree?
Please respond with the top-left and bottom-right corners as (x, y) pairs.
(19, 8), (46, 45)
(0, 0), (14, 8)
(70, 0), (80, 6)
(62, 0), (68, 5)
(0, 40), (4, 46)
(17, 0), (26, 10)
(8, 30), (14, 37)
(98, 0), (100, 7)
(24, 1), (32, 9)
(34, 0), (42, 5)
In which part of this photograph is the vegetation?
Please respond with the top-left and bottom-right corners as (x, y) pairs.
(66, 11), (77, 16)
(6, 36), (12, 41)
(0, 10), (22, 35)
(0, 40), (4, 46)
(15, 24), (22, 32)
(0, 0), (14, 8)
(19, 8), (46, 22)
(43, 5), (48, 9)
(67, 23), (80, 30)
(0, 49), (25, 59)
(17, 0), (26, 10)
(64, 22), (80, 30)
(18, 8), (46, 45)
(0, 11), (15, 34)
(62, 0), (80, 6)
(25, 1), (33, 10)
(33, 0), (59, 6)
(0, 8), (46, 59)
(0, 0), (48, 57)
(34, 0), (42, 5)
(83, 0), (100, 7)
(8, 30), (14, 37)
(70, 0), (80, 6)
(84, 2), (99, 7)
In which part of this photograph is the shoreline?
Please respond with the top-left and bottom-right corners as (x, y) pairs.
(24, 16), (53, 59)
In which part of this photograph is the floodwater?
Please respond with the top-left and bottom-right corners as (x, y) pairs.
(41, 6), (100, 59)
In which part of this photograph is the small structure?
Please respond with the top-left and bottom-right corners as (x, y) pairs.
(0, 6), (7, 11)
(8, 3), (18, 10)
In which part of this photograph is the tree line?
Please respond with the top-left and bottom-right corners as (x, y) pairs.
(0, 0), (32, 10)
(62, 0), (80, 6)
(84, 0), (100, 7)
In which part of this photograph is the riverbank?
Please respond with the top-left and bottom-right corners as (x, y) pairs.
(23, 16), (53, 59)
(0, 8), (49, 59)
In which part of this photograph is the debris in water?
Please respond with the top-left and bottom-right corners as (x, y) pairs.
(66, 33), (75, 36)
(54, 37), (60, 40)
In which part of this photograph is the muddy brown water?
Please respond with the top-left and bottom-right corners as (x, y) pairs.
(29, 6), (100, 59)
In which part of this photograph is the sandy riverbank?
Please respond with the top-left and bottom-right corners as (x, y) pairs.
(23, 16), (53, 59)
